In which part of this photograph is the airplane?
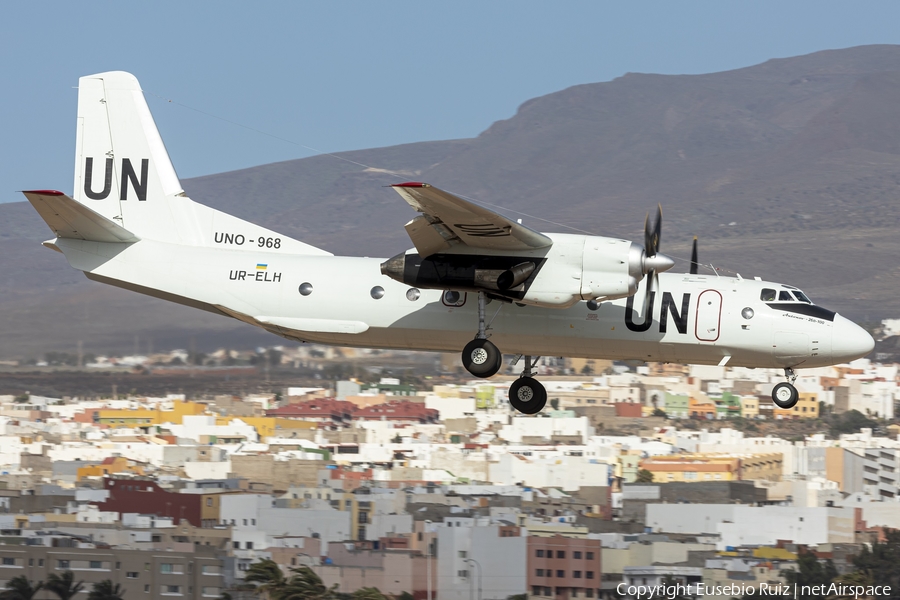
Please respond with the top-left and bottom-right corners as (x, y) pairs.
(23, 71), (874, 415)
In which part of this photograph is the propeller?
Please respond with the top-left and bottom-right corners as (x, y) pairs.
(639, 205), (674, 317)
(690, 236), (699, 275)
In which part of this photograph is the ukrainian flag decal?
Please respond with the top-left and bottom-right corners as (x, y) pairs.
(256, 264), (267, 270)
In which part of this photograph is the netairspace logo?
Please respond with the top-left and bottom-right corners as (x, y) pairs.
(616, 582), (893, 599)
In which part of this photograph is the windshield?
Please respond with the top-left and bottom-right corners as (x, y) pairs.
(760, 287), (813, 304)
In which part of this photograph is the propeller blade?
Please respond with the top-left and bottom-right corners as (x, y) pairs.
(653, 204), (662, 254)
(636, 204), (672, 318)
(640, 272), (658, 318)
(690, 236), (699, 275)
(644, 204), (662, 257)
(644, 212), (652, 256)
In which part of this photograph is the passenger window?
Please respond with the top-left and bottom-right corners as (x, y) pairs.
(779, 291), (793, 301)
(792, 291), (811, 304)
(760, 288), (776, 302)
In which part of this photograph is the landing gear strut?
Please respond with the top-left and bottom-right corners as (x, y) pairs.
(772, 367), (799, 409)
(508, 355), (547, 415)
(461, 292), (502, 378)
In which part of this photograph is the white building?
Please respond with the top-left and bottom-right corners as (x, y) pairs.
(436, 521), (527, 600)
(646, 504), (856, 549)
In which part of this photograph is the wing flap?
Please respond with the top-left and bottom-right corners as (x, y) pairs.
(256, 316), (369, 334)
(24, 190), (139, 243)
(391, 183), (552, 255)
(404, 215), (455, 256)
(214, 305), (368, 335)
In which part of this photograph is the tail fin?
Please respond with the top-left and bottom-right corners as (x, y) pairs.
(74, 71), (188, 238)
(71, 71), (329, 254)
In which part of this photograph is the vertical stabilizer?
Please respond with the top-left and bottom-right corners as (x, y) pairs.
(70, 71), (330, 254)
(74, 71), (198, 242)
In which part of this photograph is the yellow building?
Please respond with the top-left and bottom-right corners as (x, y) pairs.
(97, 400), (207, 427)
(568, 357), (613, 375)
(738, 453), (783, 481)
(215, 416), (317, 439)
(77, 456), (145, 480)
(740, 396), (759, 419)
(200, 493), (223, 528)
(641, 456), (738, 482)
(774, 392), (819, 419)
(753, 547), (797, 560)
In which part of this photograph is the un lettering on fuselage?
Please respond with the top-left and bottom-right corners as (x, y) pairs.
(83, 157), (149, 201)
(624, 292), (691, 334)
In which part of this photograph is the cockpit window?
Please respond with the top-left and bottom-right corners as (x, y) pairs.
(762, 287), (814, 303)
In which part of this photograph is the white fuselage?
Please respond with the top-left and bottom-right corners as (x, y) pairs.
(54, 235), (871, 370)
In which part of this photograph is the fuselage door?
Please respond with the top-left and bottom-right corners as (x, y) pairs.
(773, 331), (810, 365)
(695, 289), (722, 342)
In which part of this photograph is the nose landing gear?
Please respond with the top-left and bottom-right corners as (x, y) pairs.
(772, 367), (799, 409)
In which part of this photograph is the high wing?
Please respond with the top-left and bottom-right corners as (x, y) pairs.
(391, 182), (552, 257)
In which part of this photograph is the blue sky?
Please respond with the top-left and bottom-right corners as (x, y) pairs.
(3, 2), (900, 203)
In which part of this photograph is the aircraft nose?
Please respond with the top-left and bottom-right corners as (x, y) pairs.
(832, 314), (874, 363)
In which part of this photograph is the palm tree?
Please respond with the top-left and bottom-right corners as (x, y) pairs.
(351, 588), (387, 600)
(45, 572), (84, 600)
(245, 559), (287, 600)
(281, 566), (336, 600)
(88, 580), (125, 600)
(636, 469), (654, 483)
(828, 570), (874, 600)
(0, 576), (43, 600)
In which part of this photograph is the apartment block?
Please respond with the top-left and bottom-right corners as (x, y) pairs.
(527, 535), (602, 600)
(0, 545), (224, 600)
(862, 448), (899, 499)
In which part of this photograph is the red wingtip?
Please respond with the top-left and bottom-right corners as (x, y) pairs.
(392, 182), (426, 188)
(23, 189), (65, 196)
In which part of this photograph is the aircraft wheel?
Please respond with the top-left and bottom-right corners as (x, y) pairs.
(772, 382), (799, 409)
(509, 377), (547, 414)
(462, 339), (502, 378)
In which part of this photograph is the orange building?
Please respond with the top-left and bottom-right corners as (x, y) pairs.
(77, 456), (145, 480)
(689, 397), (717, 419)
(639, 453), (783, 483)
(343, 394), (390, 409)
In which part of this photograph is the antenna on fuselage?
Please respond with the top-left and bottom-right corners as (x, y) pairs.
(690, 236), (699, 275)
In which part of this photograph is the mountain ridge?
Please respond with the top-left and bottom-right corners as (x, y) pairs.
(2, 45), (900, 358)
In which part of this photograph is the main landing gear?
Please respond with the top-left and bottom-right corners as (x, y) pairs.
(509, 356), (547, 415)
(461, 292), (503, 378)
(772, 367), (799, 409)
(458, 291), (547, 414)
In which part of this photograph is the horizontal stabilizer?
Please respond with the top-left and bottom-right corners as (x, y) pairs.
(24, 190), (139, 243)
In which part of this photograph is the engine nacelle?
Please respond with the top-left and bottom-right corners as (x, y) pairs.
(580, 238), (643, 301)
(380, 233), (662, 308)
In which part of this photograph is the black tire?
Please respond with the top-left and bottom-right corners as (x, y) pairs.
(462, 339), (502, 378)
(772, 382), (799, 409)
(509, 377), (547, 414)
